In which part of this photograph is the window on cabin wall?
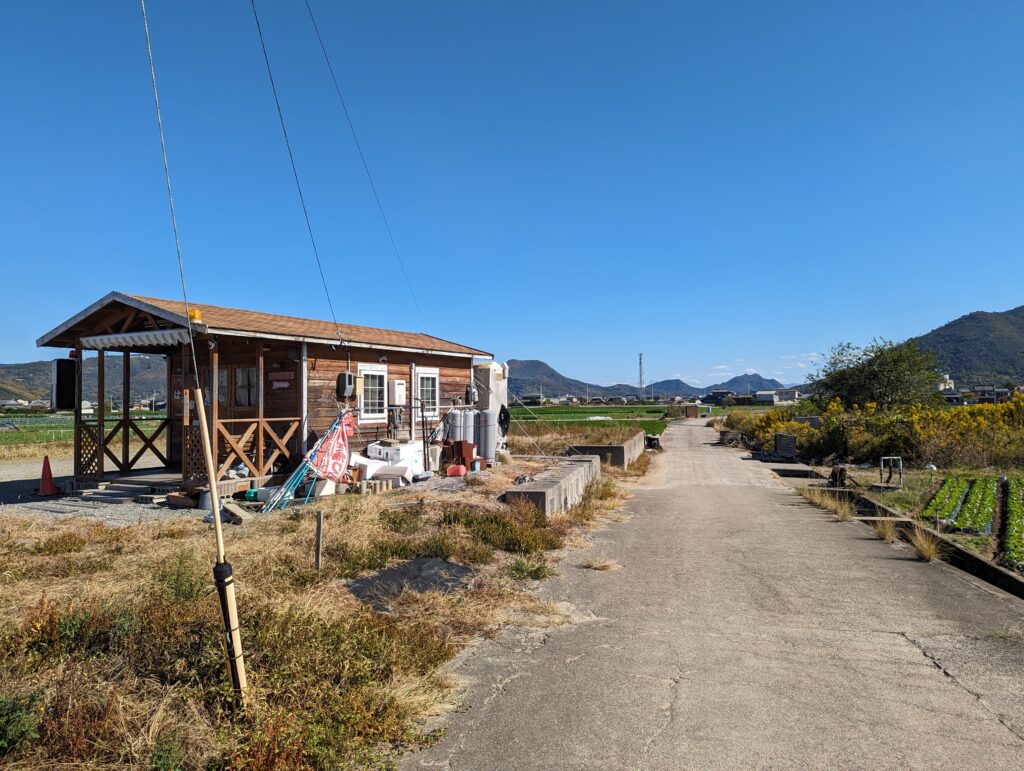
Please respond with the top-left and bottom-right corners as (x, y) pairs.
(234, 367), (258, 408)
(359, 363), (387, 422)
(417, 368), (439, 418)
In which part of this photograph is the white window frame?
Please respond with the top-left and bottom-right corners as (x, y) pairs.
(416, 367), (440, 418)
(358, 363), (388, 423)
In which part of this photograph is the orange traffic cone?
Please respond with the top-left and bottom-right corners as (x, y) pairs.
(38, 455), (58, 496)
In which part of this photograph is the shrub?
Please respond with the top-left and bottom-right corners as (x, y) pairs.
(379, 507), (422, 535)
(442, 505), (561, 554)
(34, 532), (87, 555)
(504, 557), (558, 581)
(0, 695), (39, 757)
(158, 549), (208, 602)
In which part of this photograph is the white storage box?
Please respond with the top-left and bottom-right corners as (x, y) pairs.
(366, 440), (424, 474)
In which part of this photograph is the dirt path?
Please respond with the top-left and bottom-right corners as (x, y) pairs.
(406, 420), (1024, 769)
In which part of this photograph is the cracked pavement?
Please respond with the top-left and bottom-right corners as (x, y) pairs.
(405, 420), (1024, 769)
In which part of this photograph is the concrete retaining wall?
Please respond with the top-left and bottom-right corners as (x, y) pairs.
(503, 455), (601, 518)
(820, 487), (1024, 602)
(566, 431), (645, 468)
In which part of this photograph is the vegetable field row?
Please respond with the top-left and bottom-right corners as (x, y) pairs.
(1005, 479), (1024, 565)
(922, 476), (1024, 570)
(922, 477), (969, 524)
(954, 478), (997, 532)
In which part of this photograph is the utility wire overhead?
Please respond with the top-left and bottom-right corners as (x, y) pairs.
(302, 0), (427, 333)
(249, 0), (343, 343)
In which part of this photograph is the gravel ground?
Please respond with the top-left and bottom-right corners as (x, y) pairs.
(0, 456), (201, 526)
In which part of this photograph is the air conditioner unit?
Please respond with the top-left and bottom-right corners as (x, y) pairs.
(388, 379), (407, 406)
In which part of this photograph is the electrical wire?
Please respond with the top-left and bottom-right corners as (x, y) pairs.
(249, 0), (343, 343)
(139, 0), (200, 380)
(302, 0), (427, 333)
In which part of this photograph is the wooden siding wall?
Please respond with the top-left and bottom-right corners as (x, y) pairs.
(305, 344), (474, 448)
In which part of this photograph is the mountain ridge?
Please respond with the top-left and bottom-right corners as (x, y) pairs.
(910, 305), (1024, 386)
(507, 359), (783, 398)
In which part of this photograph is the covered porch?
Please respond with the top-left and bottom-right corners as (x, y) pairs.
(38, 294), (305, 492)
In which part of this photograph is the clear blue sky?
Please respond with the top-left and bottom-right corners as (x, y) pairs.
(2, 1), (1022, 387)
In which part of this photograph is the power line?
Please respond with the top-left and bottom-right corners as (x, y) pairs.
(139, 0), (200, 380)
(249, 0), (342, 342)
(301, 0), (427, 332)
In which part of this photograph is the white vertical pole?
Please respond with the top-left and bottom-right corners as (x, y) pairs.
(410, 362), (417, 442)
(300, 342), (308, 455)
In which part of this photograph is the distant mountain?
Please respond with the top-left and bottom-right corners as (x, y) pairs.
(911, 305), (1024, 386)
(711, 374), (786, 393)
(507, 359), (783, 399)
(0, 356), (167, 403)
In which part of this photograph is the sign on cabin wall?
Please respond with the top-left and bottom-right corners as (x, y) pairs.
(269, 371), (293, 390)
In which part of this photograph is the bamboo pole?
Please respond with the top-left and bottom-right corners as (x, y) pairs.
(194, 387), (248, 703)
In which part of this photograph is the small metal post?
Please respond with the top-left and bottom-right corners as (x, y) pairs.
(314, 509), (323, 572)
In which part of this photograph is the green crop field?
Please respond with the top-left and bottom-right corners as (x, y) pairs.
(0, 412), (166, 447)
(510, 405), (670, 421)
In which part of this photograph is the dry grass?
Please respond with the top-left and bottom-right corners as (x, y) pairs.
(800, 487), (856, 521)
(579, 557), (621, 571)
(0, 441), (75, 461)
(872, 519), (899, 543)
(0, 460), (622, 767)
(909, 526), (944, 562)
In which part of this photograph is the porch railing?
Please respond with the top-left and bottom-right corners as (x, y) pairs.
(183, 417), (301, 483)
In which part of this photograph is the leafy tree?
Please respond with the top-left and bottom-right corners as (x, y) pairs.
(811, 339), (941, 409)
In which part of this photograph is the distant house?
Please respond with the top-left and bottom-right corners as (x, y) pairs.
(754, 390), (778, 405)
(937, 374), (955, 391)
(703, 389), (735, 406)
(728, 394), (756, 406)
(972, 385), (1011, 404)
(776, 388), (801, 403)
(941, 389), (966, 407)
(520, 394), (544, 406)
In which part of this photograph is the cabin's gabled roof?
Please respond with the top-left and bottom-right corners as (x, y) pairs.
(37, 292), (490, 357)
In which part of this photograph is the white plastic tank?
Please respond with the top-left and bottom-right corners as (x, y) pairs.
(462, 409), (477, 446)
(446, 409), (464, 442)
(476, 409), (498, 462)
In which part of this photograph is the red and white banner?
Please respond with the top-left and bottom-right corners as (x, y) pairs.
(310, 412), (355, 483)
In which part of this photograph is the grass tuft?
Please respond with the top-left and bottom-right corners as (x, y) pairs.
(504, 557), (558, 581)
(909, 526), (944, 562)
(801, 488), (856, 521)
(579, 557), (621, 571)
(872, 519), (899, 543)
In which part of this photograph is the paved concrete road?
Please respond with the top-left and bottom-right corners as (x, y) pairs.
(407, 420), (1024, 769)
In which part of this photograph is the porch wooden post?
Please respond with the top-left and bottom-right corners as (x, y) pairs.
(299, 342), (308, 455)
(164, 353), (172, 465)
(122, 351), (130, 469)
(257, 344), (265, 474)
(181, 344), (190, 485)
(97, 350), (105, 477)
(74, 341), (83, 479)
(211, 344), (219, 470)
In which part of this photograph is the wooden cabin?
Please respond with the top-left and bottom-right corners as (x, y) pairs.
(37, 292), (490, 489)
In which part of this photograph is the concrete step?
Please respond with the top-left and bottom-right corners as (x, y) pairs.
(103, 483), (154, 493)
(81, 493), (137, 505)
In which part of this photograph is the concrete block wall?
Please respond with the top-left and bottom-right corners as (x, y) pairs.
(503, 455), (601, 518)
(565, 431), (645, 468)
